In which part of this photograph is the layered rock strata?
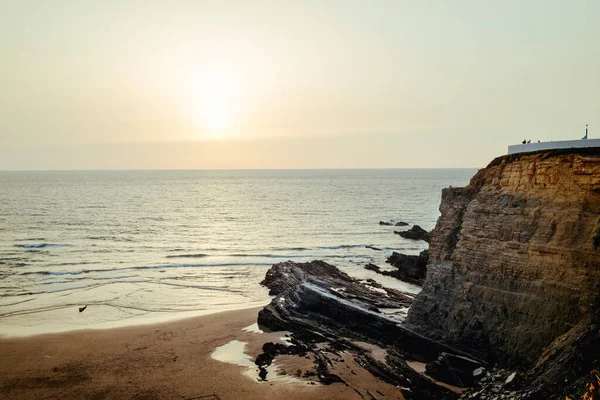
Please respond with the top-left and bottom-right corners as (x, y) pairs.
(257, 261), (474, 398)
(405, 148), (600, 391)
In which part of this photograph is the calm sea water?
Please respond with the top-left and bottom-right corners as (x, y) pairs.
(0, 169), (475, 336)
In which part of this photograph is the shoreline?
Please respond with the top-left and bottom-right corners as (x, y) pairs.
(0, 306), (394, 400)
(0, 302), (271, 339)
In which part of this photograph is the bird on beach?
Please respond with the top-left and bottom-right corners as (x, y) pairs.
(79, 305), (87, 312)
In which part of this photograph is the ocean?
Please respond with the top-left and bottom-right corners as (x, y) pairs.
(0, 169), (475, 336)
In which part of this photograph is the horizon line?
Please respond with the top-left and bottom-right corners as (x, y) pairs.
(0, 166), (481, 173)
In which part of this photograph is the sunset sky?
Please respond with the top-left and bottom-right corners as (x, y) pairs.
(1, 0), (598, 169)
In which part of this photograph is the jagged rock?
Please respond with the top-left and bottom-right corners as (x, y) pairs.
(358, 351), (459, 399)
(363, 250), (429, 285)
(258, 261), (413, 343)
(254, 341), (309, 381)
(385, 250), (429, 285)
(395, 225), (431, 242)
(425, 352), (482, 387)
(258, 260), (472, 395)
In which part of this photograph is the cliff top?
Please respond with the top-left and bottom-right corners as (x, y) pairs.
(488, 146), (600, 168)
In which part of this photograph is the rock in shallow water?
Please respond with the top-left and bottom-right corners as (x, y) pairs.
(395, 225), (431, 242)
(363, 250), (429, 286)
(385, 250), (429, 285)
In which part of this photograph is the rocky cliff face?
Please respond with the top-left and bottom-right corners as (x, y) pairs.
(406, 148), (600, 368)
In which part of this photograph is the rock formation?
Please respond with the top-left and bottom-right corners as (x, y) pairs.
(258, 260), (413, 341)
(379, 220), (409, 226)
(363, 250), (429, 286)
(257, 148), (600, 399)
(258, 260), (468, 398)
(395, 225), (430, 242)
(386, 250), (429, 285)
(406, 148), (600, 398)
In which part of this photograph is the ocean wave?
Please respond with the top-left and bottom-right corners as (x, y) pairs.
(19, 270), (87, 276)
(269, 244), (369, 251)
(316, 244), (369, 250)
(14, 243), (70, 249)
(44, 261), (102, 267)
(132, 262), (274, 270)
(166, 252), (362, 259)
(86, 236), (135, 242)
(17, 261), (275, 277)
(270, 247), (310, 251)
(165, 253), (210, 258)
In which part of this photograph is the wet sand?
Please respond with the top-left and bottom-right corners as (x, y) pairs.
(0, 307), (402, 399)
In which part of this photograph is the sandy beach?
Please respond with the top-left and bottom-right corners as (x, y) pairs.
(0, 307), (402, 400)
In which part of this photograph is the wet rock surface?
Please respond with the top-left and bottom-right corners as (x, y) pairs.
(258, 261), (413, 340)
(363, 250), (428, 286)
(459, 368), (521, 400)
(257, 261), (475, 398)
(385, 250), (429, 285)
(395, 225), (431, 242)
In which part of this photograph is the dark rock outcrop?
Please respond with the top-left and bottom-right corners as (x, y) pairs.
(385, 250), (429, 285)
(395, 225), (430, 242)
(379, 220), (409, 226)
(254, 341), (309, 381)
(363, 250), (429, 285)
(425, 352), (481, 387)
(258, 260), (479, 396)
(258, 261), (413, 343)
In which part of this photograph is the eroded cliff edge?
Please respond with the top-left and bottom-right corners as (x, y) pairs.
(406, 148), (600, 373)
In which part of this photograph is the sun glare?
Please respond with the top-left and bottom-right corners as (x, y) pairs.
(191, 69), (239, 139)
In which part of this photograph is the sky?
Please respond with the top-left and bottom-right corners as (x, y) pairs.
(1, 0), (598, 170)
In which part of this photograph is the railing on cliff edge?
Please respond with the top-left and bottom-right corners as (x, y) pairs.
(508, 139), (600, 155)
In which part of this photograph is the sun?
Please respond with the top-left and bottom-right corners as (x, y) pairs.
(192, 69), (238, 138)
(202, 95), (230, 132)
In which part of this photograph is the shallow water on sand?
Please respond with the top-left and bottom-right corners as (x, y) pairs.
(0, 169), (474, 335)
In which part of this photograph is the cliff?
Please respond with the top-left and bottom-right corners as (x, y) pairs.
(405, 148), (600, 372)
